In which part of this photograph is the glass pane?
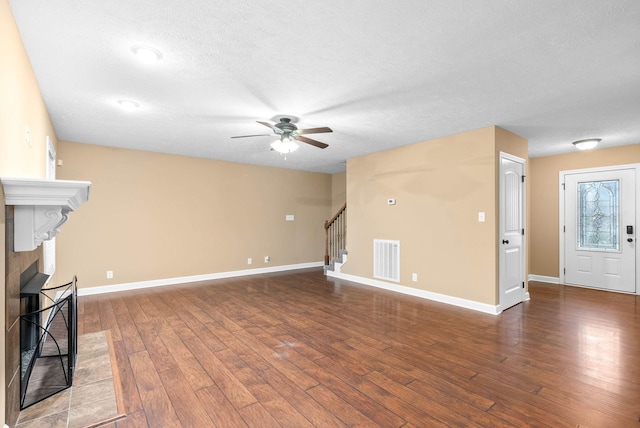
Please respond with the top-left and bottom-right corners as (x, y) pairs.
(577, 180), (619, 250)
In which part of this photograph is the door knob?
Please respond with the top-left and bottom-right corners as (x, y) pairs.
(502, 239), (509, 244)
(628, 238), (633, 243)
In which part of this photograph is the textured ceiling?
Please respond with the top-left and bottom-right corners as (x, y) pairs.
(8, 0), (640, 174)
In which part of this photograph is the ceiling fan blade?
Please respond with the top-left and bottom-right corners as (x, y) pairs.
(231, 134), (272, 139)
(256, 120), (274, 129)
(297, 127), (333, 135)
(257, 120), (284, 134)
(297, 135), (329, 149)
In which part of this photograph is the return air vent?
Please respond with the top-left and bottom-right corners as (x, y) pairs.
(373, 239), (400, 282)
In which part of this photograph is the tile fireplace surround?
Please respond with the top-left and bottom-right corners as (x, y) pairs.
(5, 206), (42, 427)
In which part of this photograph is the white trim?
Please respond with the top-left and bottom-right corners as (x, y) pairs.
(559, 164), (640, 294)
(528, 274), (560, 284)
(77, 262), (324, 296)
(559, 170), (566, 285)
(499, 152), (526, 163)
(327, 271), (501, 315)
(1, 177), (91, 251)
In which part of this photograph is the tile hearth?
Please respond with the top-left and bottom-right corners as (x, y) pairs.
(16, 331), (125, 428)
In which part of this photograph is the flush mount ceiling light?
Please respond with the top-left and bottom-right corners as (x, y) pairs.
(131, 45), (163, 62)
(572, 138), (601, 150)
(271, 136), (299, 155)
(117, 99), (140, 111)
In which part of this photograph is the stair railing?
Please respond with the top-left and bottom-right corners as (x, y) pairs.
(324, 203), (347, 265)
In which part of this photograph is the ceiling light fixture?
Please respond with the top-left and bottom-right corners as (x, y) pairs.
(572, 138), (601, 150)
(271, 136), (299, 157)
(131, 45), (163, 62)
(117, 99), (140, 111)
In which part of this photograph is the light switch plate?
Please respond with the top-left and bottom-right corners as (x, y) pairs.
(478, 212), (485, 222)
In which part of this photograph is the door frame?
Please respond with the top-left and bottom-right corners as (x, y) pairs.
(499, 152), (528, 311)
(559, 163), (640, 294)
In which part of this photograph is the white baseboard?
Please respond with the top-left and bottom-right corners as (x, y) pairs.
(528, 274), (560, 284)
(78, 262), (324, 296)
(326, 271), (501, 315)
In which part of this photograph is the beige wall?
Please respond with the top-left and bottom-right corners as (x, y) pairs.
(331, 172), (346, 214)
(1, 0), (55, 424)
(530, 144), (640, 278)
(343, 126), (517, 305)
(0, 2), (52, 179)
(56, 141), (332, 288)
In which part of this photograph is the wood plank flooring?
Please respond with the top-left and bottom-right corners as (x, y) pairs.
(77, 269), (640, 427)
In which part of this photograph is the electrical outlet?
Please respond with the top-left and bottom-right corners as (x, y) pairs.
(412, 273), (418, 282)
(264, 256), (270, 263)
(247, 258), (252, 265)
(106, 270), (113, 279)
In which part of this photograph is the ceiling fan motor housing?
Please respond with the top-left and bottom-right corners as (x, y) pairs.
(274, 118), (298, 134)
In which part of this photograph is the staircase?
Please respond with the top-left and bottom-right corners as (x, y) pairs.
(323, 248), (348, 274)
(324, 203), (347, 273)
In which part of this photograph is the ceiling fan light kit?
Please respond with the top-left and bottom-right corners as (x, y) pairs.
(232, 117), (332, 156)
(271, 137), (299, 154)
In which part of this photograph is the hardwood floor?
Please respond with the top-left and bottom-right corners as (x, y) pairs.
(77, 269), (640, 427)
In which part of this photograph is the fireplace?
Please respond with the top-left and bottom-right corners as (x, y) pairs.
(20, 262), (41, 360)
(19, 262), (78, 409)
(3, 177), (90, 425)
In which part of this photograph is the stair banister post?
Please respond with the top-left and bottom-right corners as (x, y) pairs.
(324, 220), (330, 265)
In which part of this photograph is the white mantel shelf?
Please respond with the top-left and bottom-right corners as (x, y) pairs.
(1, 177), (91, 252)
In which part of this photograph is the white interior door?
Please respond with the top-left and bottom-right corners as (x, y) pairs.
(499, 153), (525, 310)
(564, 168), (636, 293)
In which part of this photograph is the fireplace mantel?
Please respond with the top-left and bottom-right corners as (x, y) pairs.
(1, 177), (91, 252)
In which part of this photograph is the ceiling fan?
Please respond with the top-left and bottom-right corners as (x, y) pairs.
(231, 118), (332, 152)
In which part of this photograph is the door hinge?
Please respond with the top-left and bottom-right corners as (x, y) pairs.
(564, 268), (566, 274)
(522, 228), (525, 235)
(562, 183), (565, 190)
(563, 225), (566, 232)
(522, 281), (525, 289)
(521, 175), (526, 183)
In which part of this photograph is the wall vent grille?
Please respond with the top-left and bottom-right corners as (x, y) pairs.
(373, 239), (400, 282)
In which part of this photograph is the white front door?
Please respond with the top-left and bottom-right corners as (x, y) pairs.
(499, 153), (526, 310)
(564, 168), (636, 293)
